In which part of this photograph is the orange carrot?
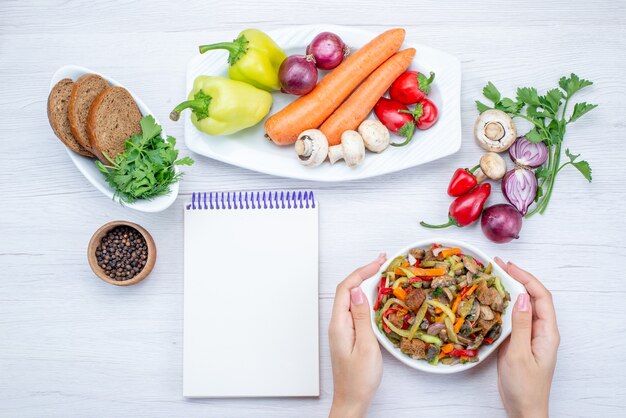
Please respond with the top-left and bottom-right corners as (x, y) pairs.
(400, 261), (410, 267)
(465, 283), (478, 296)
(454, 317), (464, 333)
(406, 267), (447, 277)
(441, 248), (462, 258)
(264, 28), (406, 145)
(451, 296), (461, 314)
(393, 287), (407, 301)
(320, 48), (416, 146)
(441, 343), (454, 354)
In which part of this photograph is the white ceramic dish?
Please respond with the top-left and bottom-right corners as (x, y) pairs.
(184, 25), (462, 182)
(362, 238), (526, 374)
(49, 65), (179, 213)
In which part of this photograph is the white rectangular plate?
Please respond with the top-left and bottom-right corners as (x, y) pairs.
(184, 25), (462, 182)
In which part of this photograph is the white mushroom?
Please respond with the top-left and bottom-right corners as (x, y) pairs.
(294, 129), (329, 167)
(474, 109), (517, 152)
(328, 130), (365, 167)
(475, 152), (507, 182)
(357, 120), (390, 153)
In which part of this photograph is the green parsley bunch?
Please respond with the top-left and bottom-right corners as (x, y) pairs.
(476, 73), (596, 217)
(96, 115), (194, 204)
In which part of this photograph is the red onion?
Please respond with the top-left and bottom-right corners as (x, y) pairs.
(427, 322), (446, 335)
(509, 136), (548, 168)
(306, 32), (349, 70)
(502, 168), (537, 216)
(481, 204), (523, 243)
(278, 55), (318, 95)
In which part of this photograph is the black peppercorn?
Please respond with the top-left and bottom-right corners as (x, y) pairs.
(95, 226), (148, 281)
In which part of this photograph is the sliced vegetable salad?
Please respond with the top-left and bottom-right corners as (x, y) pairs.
(374, 244), (510, 365)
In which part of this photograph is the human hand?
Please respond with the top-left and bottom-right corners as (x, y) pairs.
(329, 253), (387, 418)
(494, 258), (560, 418)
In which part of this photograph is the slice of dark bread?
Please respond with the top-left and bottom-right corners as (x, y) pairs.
(87, 86), (142, 164)
(47, 78), (94, 157)
(68, 74), (110, 151)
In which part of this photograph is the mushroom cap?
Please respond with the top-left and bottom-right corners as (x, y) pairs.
(474, 109), (517, 152)
(479, 152), (507, 180)
(358, 120), (390, 153)
(340, 130), (365, 167)
(295, 129), (328, 168)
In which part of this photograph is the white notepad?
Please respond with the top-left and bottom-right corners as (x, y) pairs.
(183, 191), (319, 398)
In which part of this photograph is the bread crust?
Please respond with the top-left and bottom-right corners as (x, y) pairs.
(47, 78), (94, 157)
(68, 74), (109, 152)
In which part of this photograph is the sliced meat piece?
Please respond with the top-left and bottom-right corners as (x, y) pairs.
(47, 78), (94, 157)
(68, 74), (110, 151)
(462, 255), (479, 274)
(478, 317), (498, 336)
(490, 296), (504, 313)
(431, 276), (456, 289)
(387, 312), (404, 329)
(480, 305), (495, 321)
(405, 288), (426, 311)
(476, 281), (504, 312)
(409, 248), (425, 259)
(400, 338), (426, 359)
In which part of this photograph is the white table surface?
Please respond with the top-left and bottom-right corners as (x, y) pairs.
(1, 1), (625, 417)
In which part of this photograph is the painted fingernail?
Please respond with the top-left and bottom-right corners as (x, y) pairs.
(351, 287), (365, 305)
(517, 293), (530, 312)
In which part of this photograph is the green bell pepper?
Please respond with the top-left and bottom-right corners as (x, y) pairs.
(199, 29), (287, 91)
(170, 76), (272, 136)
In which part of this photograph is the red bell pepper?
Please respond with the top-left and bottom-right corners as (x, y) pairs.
(420, 183), (491, 229)
(373, 97), (415, 146)
(399, 98), (438, 130)
(449, 348), (478, 357)
(389, 71), (436, 105)
(484, 337), (494, 345)
(373, 276), (393, 310)
(414, 98), (438, 130)
(383, 307), (399, 318)
(448, 168), (478, 197)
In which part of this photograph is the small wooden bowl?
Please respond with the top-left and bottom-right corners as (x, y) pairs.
(87, 221), (156, 286)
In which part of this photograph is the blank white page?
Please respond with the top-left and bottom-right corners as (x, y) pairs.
(183, 192), (319, 397)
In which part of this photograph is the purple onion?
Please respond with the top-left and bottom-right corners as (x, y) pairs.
(427, 322), (446, 335)
(481, 204), (523, 243)
(509, 136), (548, 168)
(278, 55), (318, 95)
(502, 168), (537, 216)
(306, 32), (348, 70)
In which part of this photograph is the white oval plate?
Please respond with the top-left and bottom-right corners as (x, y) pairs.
(362, 238), (526, 374)
(184, 25), (462, 182)
(49, 65), (179, 212)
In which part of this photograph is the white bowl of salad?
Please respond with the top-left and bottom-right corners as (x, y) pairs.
(364, 238), (526, 374)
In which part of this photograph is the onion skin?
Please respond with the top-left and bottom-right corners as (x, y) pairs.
(481, 204), (523, 243)
(306, 32), (348, 70)
(509, 136), (548, 168)
(278, 55), (318, 96)
(502, 168), (537, 216)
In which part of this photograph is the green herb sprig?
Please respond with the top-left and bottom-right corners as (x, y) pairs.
(96, 115), (194, 204)
(476, 73), (596, 217)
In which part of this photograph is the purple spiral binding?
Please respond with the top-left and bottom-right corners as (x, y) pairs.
(186, 191), (315, 210)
